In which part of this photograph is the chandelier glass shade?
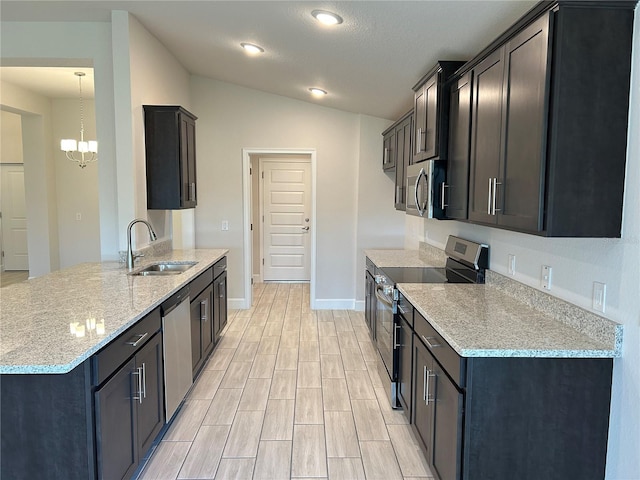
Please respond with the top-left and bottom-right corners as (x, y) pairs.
(60, 72), (98, 168)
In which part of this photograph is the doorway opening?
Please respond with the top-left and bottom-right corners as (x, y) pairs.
(242, 149), (317, 309)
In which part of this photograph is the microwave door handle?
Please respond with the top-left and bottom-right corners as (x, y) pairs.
(416, 168), (427, 216)
(414, 171), (422, 215)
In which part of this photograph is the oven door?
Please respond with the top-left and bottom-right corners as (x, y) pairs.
(374, 284), (396, 382)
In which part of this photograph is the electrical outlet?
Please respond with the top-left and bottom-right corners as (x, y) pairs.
(593, 282), (606, 313)
(508, 254), (516, 275)
(541, 265), (552, 290)
(221, 220), (229, 231)
(76, 213), (82, 221)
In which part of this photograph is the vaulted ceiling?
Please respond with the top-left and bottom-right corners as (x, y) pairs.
(1, 1), (537, 119)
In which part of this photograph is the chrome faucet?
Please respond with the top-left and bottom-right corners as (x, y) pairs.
(126, 219), (157, 270)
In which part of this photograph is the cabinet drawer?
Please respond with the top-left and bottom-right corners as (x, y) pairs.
(92, 307), (162, 386)
(213, 257), (227, 279)
(190, 267), (213, 299)
(414, 310), (465, 388)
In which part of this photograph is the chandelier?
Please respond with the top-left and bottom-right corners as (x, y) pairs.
(60, 72), (97, 168)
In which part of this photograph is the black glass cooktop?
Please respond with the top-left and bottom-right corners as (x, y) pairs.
(379, 267), (450, 284)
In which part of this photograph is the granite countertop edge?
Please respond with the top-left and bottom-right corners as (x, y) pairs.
(0, 248), (228, 375)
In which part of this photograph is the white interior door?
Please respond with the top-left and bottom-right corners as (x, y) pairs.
(0, 165), (29, 270)
(262, 160), (311, 281)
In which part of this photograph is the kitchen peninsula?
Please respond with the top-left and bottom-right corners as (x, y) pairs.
(0, 248), (228, 479)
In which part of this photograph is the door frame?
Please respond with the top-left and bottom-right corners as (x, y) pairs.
(242, 148), (317, 309)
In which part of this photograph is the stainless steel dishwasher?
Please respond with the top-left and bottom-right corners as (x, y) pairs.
(161, 286), (192, 422)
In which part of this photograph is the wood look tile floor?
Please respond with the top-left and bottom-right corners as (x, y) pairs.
(137, 283), (433, 480)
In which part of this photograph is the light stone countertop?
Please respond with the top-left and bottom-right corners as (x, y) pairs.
(398, 283), (619, 358)
(0, 249), (228, 374)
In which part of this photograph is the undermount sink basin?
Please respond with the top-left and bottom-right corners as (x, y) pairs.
(129, 261), (197, 276)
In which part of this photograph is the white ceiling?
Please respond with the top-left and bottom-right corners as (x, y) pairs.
(1, 1), (538, 119)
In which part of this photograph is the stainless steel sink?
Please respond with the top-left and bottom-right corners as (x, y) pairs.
(129, 262), (197, 276)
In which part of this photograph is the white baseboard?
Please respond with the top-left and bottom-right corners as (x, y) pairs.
(229, 298), (249, 309)
(353, 300), (365, 312)
(312, 299), (356, 310)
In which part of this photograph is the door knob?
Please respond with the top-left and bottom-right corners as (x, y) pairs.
(302, 226), (310, 231)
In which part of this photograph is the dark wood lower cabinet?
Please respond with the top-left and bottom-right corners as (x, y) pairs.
(410, 326), (613, 480)
(191, 283), (214, 377)
(396, 313), (413, 420)
(95, 332), (164, 480)
(214, 269), (228, 340)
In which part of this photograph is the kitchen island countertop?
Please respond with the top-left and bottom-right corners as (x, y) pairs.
(0, 249), (228, 374)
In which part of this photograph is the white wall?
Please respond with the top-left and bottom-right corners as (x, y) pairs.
(51, 98), (101, 268)
(1, 110), (24, 163)
(125, 12), (193, 250)
(405, 12), (640, 478)
(354, 114), (405, 304)
(191, 77), (399, 305)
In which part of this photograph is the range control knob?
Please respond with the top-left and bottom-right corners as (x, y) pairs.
(383, 285), (394, 296)
(374, 275), (386, 285)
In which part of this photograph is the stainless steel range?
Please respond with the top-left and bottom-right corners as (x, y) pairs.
(373, 236), (489, 408)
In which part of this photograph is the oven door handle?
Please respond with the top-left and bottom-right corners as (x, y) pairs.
(374, 286), (394, 309)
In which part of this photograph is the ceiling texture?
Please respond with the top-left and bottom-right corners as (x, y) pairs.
(1, 1), (538, 120)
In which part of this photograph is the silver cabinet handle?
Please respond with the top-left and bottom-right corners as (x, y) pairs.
(141, 362), (147, 399)
(126, 332), (148, 347)
(421, 334), (441, 349)
(383, 147), (389, 164)
(201, 299), (208, 322)
(393, 324), (401, 348)
(487, 177), (493, 215)
(132, 366), (143, 404)
(441, 183), (449, 208)
(492, 177), (502, 215)
(423, 365), (427, 401)
(190, 182), (196, 201)
(416, 127), (425, 154)
(425, 369), (435, 405)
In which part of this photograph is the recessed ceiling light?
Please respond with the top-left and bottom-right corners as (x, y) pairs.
(311, 10), (343, 26)
(240, 42), (264, 55)
(309, 87), (327, 97)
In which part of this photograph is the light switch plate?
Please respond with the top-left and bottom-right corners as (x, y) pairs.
(221, 220), (229, 231)
(508, 254), (516, 275)
(593, 282), (606, 313)
(541, 265), (552, 290)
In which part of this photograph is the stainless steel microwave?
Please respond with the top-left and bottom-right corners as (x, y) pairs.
(406, 161), (446, 218)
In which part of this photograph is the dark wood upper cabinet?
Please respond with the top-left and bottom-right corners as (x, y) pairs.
(444, 71), (473, 220)
(382, 127), (396, 171)
(464, 1), (635, 237)
(382, 110), (414, 211)
(413, 61), (465, 164)
(144, 105), (197, 210)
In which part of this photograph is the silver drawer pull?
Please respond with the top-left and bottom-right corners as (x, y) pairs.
(126, 332), (148, 347)
(393, 324), (401, 348)
(201, 299), (208, 322)
(421, 334), (441, 349)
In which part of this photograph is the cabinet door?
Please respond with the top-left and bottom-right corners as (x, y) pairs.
(136, 332), (165, 457)
(412, 336), (433, 463)
(431, 359), (463, 480)
(394, 115), (413, 210)
(190, 292), (204, 374)
(201, 284), (214, 358)
(468, 48), (505, 224)
(95, 358), (137, 480)
(180, 114), (197, 208)
(423, 74), (439, 159)
(214, 272), (228, 342)
(397, 315), (413, 419)
(497, 14), (550, 232)
(383, 129), (396, 171)
(446, 72), (473, 220)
